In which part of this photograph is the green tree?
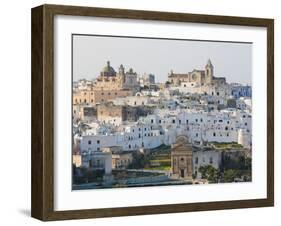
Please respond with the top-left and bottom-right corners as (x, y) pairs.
(199, 165), (219, 183)
(224, 169), (237, 182)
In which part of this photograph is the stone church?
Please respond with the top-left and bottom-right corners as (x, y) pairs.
(171, 135), (193, 180)
(94, 61), (140, 91)
(168, 59), (226, 87)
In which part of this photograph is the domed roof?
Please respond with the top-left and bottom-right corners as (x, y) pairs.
(102, 61), (116, 73)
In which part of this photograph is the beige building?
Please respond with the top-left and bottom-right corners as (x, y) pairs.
(73, 61), (140, 105)
(73, 89), (132, 105)
(171, 135), (193, 179)
(112, 152), (133, 169)
(168, 59), (226, 87)
(97, 103), (126, 125)
(102, 146), (133, 169)
(97, 103), (145, 125)
(73, 154), (82, 167)
(93, 62), (139, 91)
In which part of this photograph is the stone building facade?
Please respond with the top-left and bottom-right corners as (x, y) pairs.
(73, 89), (132, 106)
(97, 103), (153, 125)
(168, 59), (226, 87)
(73, 61), (140, 106)
(171, 135), (193, 179)
(92, 61), (139, 91)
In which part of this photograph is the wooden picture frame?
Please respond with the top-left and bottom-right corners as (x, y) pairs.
(31, 4), (274, 221)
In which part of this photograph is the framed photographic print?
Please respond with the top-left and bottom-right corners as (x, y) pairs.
(31, 4), (274, 221)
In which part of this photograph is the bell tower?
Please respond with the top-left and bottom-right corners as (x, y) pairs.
(205, 59), (214, 84)
(119, 64), (125, 83)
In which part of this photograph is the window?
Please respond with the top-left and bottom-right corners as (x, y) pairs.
(97, 147), (100, 151)
(84, 99), (87, 103)
(181, 157), (184, 161)
(210, 157), (213, 164)
(172, 119), (175, 124)
(91, 99), (93, 103)
(159, 120), (161, 123)
(227, 133), (229, 137)
(217, 92), (219, 96)
(196, 133), (198, 137)
(179, 120), (181, 124)
(88, 140), (91, 145)
(213, 132), (216, 137)
(139, 134), (141, 138)
(97, 140), (100, 144)
(245, 122), (248, 126)
(225, 126), (228, 130)
(195, 119), (198, 122)
(186, 120), (189, 124)
(129, 144), (131, 149)
(151, 119), (154, 123)
(195, 157), (198, 164)
(101, 92), (104, 95)
(200, 118), (203, 122)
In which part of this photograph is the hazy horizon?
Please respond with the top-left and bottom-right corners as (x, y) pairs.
(73, 35), (252, 85)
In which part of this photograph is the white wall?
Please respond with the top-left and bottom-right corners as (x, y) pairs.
(0, 0), (279, 226)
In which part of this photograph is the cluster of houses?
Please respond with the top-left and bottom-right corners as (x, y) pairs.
(72, 60), (252, 183)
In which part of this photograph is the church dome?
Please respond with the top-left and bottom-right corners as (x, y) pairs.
(101, 61), (116, 76)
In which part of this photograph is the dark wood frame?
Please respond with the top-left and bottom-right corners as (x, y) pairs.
(31, 4), (274, 221)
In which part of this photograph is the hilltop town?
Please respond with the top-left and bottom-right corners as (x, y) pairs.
(72, 60), (252, 189)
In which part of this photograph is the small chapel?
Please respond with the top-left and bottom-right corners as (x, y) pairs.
(171, 135), (193, 180)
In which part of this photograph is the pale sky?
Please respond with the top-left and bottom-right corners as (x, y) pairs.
(73, 35), (252, 85)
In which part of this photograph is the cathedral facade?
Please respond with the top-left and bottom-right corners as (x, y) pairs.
(93, 61), (140, 91)
(73, 61), (140, 105)
(168, 59), (226, 87)
(171, 135), (193, 180)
